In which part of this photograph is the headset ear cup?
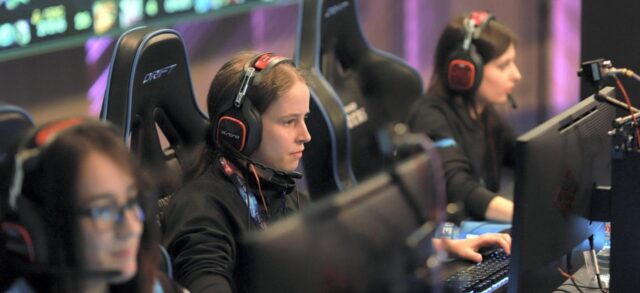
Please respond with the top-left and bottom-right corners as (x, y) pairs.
(445, 45), (484, 95)
(241, 102), (262, 156)
(446, 50), (475, 93)
(214, 101), (262, 157)
(217, 108), (249, 154)
(2, 196), (48, 264)
(17, 196), (48, 265)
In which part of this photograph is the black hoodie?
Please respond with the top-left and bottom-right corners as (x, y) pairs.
(407, 94), (517, 220)
(161, 156), (309, 293)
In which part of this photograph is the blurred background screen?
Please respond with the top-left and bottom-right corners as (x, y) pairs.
(0, 0), (287, 61)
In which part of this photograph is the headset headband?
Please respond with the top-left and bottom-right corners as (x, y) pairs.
(8, 117), (88, 211)
(462, 11), (494, 51)
(234, 53), (294, 109)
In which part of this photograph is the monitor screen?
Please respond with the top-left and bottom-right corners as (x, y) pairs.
(508, 87), (616, 292)
(240, 149), (445, 293)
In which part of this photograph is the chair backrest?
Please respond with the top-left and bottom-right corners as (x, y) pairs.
(101, 27), (208, 196)
(296, 0), (424, 199)
(0, 104), (34, 219)
(0, 105), (32, 285)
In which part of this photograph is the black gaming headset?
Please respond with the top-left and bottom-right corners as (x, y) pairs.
(2, 117), (95, 265)
(215, 52), (295, 156)
(445, 11), (495, 96)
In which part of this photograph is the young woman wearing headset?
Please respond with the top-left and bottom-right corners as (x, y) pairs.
(161, 50), (513, 293)
(408, 11), (521, 222)
(161, 52), (312, 293)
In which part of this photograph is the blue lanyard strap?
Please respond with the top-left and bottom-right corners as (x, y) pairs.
(219, 156), (267, 229)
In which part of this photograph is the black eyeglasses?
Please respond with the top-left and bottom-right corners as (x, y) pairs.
(78, 197), (145, 231)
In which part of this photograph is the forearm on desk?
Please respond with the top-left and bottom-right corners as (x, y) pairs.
(484, 196), (513, 222)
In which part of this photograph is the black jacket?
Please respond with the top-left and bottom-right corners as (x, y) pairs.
(162, 157), (309, 293)
(407, 95), (516, 219)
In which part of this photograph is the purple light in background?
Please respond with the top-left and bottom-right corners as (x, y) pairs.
(404, 0), (442, 86)
(87, 67), (110, 116)
(403, 0), (420, 69)
(85, 36), (114, 116)
(251, 8), (267, 51)
(550, 0), (581, 115)
(85, 36), (113, 64)
(174, 22), (210, 55)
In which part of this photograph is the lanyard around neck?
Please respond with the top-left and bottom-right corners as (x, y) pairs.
(218, 156), (267, 229)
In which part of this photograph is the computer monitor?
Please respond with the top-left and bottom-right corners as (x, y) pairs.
(240, 146), (445, 293)
(508, 87), (616, 292)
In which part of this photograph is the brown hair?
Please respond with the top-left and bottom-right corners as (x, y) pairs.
(14, 119), (161, 292)
(427, 15), (517, 98)
(207, 51), (307, 120)
(196, 51), (308, 172)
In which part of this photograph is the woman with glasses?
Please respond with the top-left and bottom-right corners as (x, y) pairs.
(2, 118), (184, 292)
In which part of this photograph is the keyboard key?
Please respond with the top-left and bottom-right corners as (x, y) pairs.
(444, 248), (510, 293)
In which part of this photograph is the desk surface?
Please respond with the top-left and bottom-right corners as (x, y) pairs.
(557, 265), (608, 293)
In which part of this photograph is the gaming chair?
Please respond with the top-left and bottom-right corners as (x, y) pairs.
(0, 104), (33, 218)
(296, 0), (424, 199)
(101, 26), (208, 197)
(0, 104), (33, 290)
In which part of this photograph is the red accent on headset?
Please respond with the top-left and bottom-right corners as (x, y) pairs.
(448, 59), (476, 90)
(254, 53), (276, 70)
(217, 116), (247, 152)
(469, 11), (490, 27)
(2, 222), (35, 263)
(34, 118), (85, 146)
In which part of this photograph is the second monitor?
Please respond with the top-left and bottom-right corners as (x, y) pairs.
(508, 87), (616, 292)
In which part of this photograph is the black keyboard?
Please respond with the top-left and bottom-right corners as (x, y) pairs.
(444, 248), (510, 293)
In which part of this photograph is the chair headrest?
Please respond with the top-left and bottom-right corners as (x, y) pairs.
(101, 27), (207, 194)
(320, 0), (368, 60)
(296, 0), (424, 197)
(298, 0), (367, 69)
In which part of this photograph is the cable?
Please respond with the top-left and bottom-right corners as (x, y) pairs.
(570, 276), (585, 293)
(564, 252), (585, 293)
(613, 75), (640, 149)
(558, 253), (609, 293)
(557, 266), (585, 293)
(568, 255), (584, 293)
(610, 67), (640, 83)
(249, 163), (269, 217)
(597, 91), (640, 114)
(588, 235), (606, 292)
